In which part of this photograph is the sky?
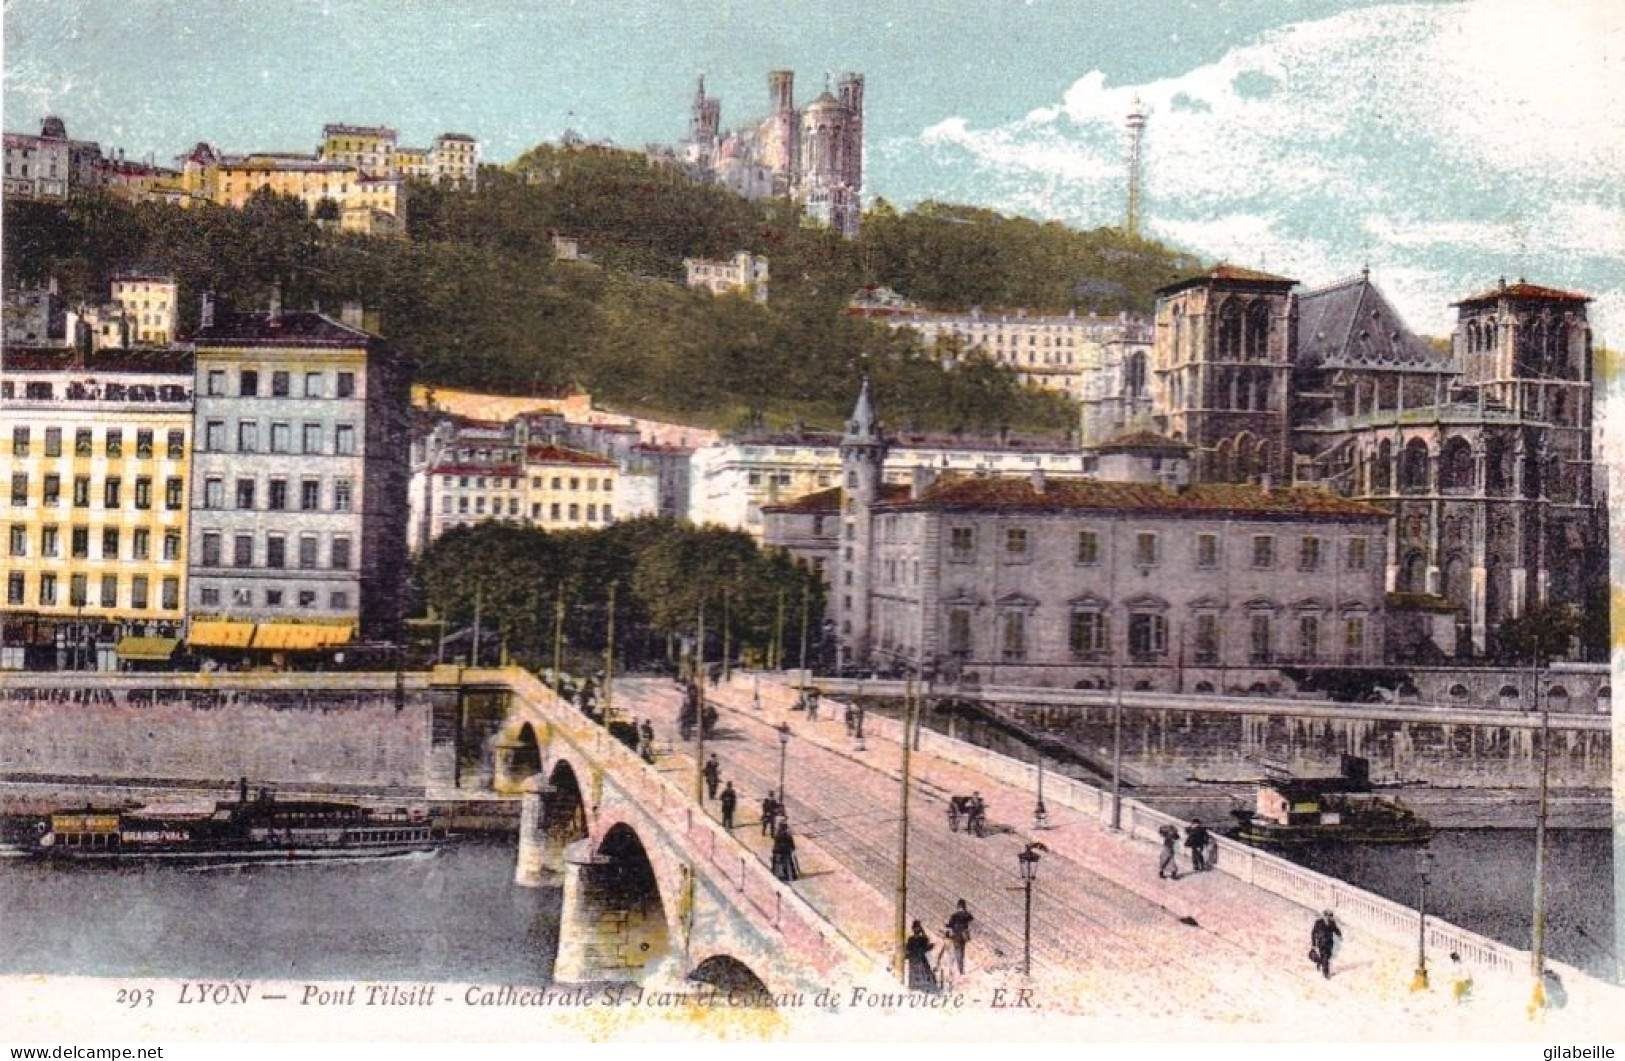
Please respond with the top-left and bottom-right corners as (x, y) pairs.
(3, 0), (1622, 337)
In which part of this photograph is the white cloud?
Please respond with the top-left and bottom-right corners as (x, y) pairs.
(887, 0), (1625, 338)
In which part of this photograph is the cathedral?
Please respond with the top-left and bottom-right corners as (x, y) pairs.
(677, 70), (864, 239)
(1143, 266), (1605, 661)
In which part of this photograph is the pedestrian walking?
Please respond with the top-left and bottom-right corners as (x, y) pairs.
(703, 754), (721, 800)
(1310, 910), (1342, 979)
(771, 819), (799, 881)
(1448, 952), (1473, 1005)
(944, 899), (974, 975)
(967, 791), (987, 837)
(719, 781), (737, 830)
(806, 691), (819, 721)
(844, 703), (855, 737)
(1157, 824), (1181, 879)
(638, 719), (656, 763)
(1185, 820), (1211, 872)
(761, 790), (780, 836)
(905, 920), (939, 993)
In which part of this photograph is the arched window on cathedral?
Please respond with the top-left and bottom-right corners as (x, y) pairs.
(1400, 439), (1431, 494)
(1245, 302), (1271, 360)
(1400, 551), (1427, 594)
(1123, 352), (1147, 398)
(1233, 431), (1256, 482)
(1438, 437), (1475, 492)
(1548, 322), (1569, 375)
(1484, 437), (1509, 495)
(1217, 300), (1243, 360)
(1213, 438), (1234, 483)
(1466, 320), (1481, 354)
(1372, 440), (1393, 493)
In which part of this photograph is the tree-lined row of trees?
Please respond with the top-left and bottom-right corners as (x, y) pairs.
(414, 519), (825, 673)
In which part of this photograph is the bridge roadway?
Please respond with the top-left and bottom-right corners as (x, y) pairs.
(605, 672), (1615, 1035)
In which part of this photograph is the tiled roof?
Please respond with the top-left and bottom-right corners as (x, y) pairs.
(762, 484), (914, 514)
(524, 444), (615, 467)
(1453, 282), (1590, 306)
(1159, 263), (1297, 297)
(1295, 273), (1443, 370)
(193, 310), (372, 347)
(884, 478), (1387, 520)
(2, 347), (193, 374)
(432, 463), (522, 478)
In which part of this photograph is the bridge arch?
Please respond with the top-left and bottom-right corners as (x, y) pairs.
(545, 758), (591, 845)
(558, 822), (674, 984)
(689, 954), (776, 1005)
(513, 723), (543, 777)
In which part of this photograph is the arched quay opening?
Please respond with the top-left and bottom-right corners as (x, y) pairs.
(689, 955), (776, 1005)
(545, 760), (590, 848)
(569, 823), (672, 981)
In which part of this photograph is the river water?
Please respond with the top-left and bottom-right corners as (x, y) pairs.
(0, 838), (560, 985)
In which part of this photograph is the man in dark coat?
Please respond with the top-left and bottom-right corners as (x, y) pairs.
(702, 754), (721, 800)
(1311, 910), (1342, 978)
(771, 819), (798, 881)
(1185, 820), (1211, 872)
(761, 790), (780, 836)
(719, 781), (737, 829)
(944, 899), (975, 975)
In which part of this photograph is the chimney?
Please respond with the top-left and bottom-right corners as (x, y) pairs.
(1031, 468), (1047, 495)
(199, 292), (216, 330)
(341, 301), (365, 329)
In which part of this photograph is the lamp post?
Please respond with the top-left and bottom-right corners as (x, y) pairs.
(1411, 846), (1433, 991)
(1110, 651), (1124, 831)
(894, 672), (915, 981)
(1530, 653), (1552, 1016)
(752, 672), (762, 712)
(1034, 752), (1049, 830)
(1018, 842), (1044, 976)
(776, 721), (791, 810)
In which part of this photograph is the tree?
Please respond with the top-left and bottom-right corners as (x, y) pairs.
(1494, 602), (1580, 664)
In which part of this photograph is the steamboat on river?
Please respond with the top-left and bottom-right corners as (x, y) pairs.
(1227, 756), (1434, 848)
(34, 785), (443, 861)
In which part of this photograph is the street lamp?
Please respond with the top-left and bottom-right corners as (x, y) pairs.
(777, 721), (791, 809)
(752, 672), (762, 712)
(1034, 752), (1049, 830)
(1411, 847), (1433, 991)
(1017, 842), (1045, 976)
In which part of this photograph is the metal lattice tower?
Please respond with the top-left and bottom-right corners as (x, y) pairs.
(1125, 96), (1147, 239)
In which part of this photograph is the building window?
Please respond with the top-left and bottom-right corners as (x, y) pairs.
(202, 532), (221, 567)
(132, 528), (150, 560)
(8, 525), (26, 557)
(271, 371), (289, 397)
(550, 503), (560, 520)
(1250, 613), (1273, 664)
(231, 587), (252, 606)
(1343, 615), (1367, 663)
(1194, 613), (1220, 664)
(204, 478), (224, 509)
(40, 572), (58, 606)
(6, 572), (23, 605)
(1299, 536), (1321, 571)
(303, 424), (323, 453)
(11, 427), (28, 457)
(136, 430), (153, 459)
(1000, 612), (1028, 662)
(134, 477), (152, 509)
(297, 589), (317, 609)
(1196, 533), (1219, 568)
(330, 591), (350, 610)
(167, 430), (185, 459)
(236, 479), (255, 509)
(266, 534), (286, 569)
(207, 369), (226, 396)
(336, 372), (355, 398)
(949, 526), (976, 562)
(1129, 612), (1167, 660)
(568, 503), (580, 521)
(602, 504), (613, 522)
(106, 430), (123, 458)
(268, 478), (287, 511)
(161, 577), (179, 610)
(304, 372), (324, 398)
(73, 476), (90, 507)
(270, 422), (291, 453)
(240, 369), (259, 397)
(1298, 614), (1321, 661)
(69, 573), (87, 607)
(233, 534), (253, 567)
(238, 421), (258, 453)
(74, 428), (93, 456)
(1347, 537), (1368, 571)
(1135, 532), (1159, 566)
(162, 529), (181, 562)
(99, 526), (118, 559)
(10, 474), (26, 507)
(298, 535), (318, 569)
(335, 424), (355, 455)
(105, 477), (125, 508)
(130, 575), (148, 609)
(331, 536), (351, 570)
(165, 477), (184, 510)
(100, 574), (117, 607)
(44, 475), (60, 505)
(205, 421), (225, 451)
(44, 427), (61, 457)
(1251, 535), (1275, 569)
(1005, 527), (1029, 559)
(1076, 529), (1100, 565)
(1069, 610), (1108, 657)
(69, 525), (89, 559)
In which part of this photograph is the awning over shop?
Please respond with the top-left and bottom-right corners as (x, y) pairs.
(115, 636), (179, 661)
(251, 623), (355, 651)
(188, 621), (256, 648)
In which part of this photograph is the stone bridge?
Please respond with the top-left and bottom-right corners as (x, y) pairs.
(470, 668), (882, 1000)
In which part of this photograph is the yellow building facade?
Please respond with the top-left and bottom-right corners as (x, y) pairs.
(1, 348), (193, 669)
